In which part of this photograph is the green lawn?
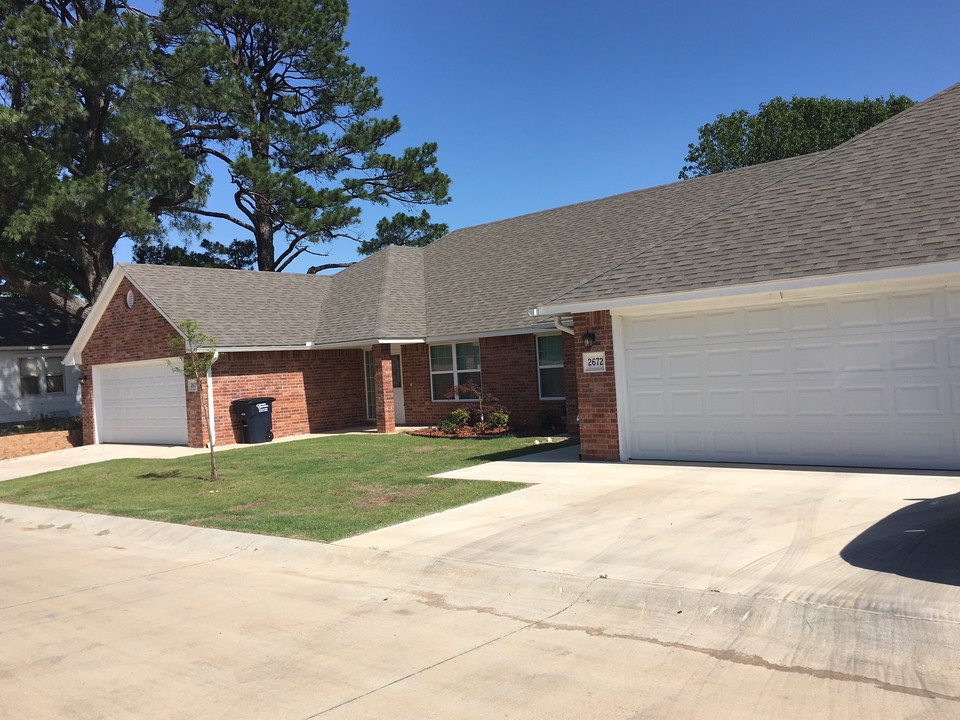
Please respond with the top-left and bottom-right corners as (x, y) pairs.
(0, 434), (571, 542)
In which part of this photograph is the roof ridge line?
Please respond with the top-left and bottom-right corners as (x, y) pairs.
(373, 247), (395, 340)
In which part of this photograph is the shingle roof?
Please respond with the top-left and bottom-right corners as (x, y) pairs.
(109, 82), (960, 348)
(421, 151), (816, 335)
(312, 245), (426, 344)
(545, 82), (960, 307)
(0, 296), (84, 347)
(121, 264), (333, 348)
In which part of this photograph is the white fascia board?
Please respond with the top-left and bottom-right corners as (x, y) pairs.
(376, 338), (425, 345)
(63, 267), (125, 366)
(428, 323), (570, 344)
(533, 260), (960, 317)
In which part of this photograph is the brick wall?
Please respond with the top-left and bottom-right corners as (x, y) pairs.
(79, 277), (368, 447)
(401, 332), (579, 432)
(573, 311), (620, 461)
(209, 349), (367, 445)
(79, 278), (184, 445)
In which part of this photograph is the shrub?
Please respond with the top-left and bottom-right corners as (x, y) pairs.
(437, 408), (471, 434)
(537, 408), (559, 430)
(489, 411), (509, 429)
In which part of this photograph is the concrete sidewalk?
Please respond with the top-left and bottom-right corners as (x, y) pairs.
(3, 444), (960, 717)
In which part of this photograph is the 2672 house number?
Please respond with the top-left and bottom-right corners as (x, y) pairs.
(583, 351), (606, 373)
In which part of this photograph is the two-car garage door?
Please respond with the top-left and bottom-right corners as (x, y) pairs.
(618, 285), (960, 470)
(93, 360), (188, 445)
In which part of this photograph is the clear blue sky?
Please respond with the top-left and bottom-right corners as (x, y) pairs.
(124, 0), (960, 273)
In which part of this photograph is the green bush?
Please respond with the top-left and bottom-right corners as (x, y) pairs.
(437, 408), (471, 434)
(489, 411), (509, 429)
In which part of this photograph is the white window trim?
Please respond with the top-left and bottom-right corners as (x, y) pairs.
(429, 341), (481, 402)
(18, 355), (66, 397)
(536, 334), (566, 400)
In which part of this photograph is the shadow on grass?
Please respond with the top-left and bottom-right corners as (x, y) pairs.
(840, 493), (960, 587)
(463, 437), (578, 464)
(137, 469), (183, 481)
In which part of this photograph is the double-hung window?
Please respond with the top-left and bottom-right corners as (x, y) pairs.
(536, 335), (565, 400)
(430, 342), (481, 400)
(18, 356), (65, 396)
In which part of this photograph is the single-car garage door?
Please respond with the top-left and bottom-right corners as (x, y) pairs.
(94, 360), (188, 445)
(618, 285), (960, 470)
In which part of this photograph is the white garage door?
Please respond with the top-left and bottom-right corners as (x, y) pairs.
(619, 286), (960, 470)
(94, 360), (188, 445)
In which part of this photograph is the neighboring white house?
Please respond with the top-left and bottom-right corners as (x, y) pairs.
(1, 297), (83, 424)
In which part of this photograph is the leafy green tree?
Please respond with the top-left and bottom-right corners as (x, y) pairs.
(161, 0), (451, 274)
(133, 237), (256, 269)
(679, 94), (915, 180)
(0, 0), (201, 316)
(167, 319), (219, 481)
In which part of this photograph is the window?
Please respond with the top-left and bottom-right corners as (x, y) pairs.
(18, 356), (66, 396)
(430, 342), (481, 400)
(45, 357), (65, 394)
(537, 335), (565, 399)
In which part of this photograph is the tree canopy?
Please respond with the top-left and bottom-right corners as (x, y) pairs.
(678, 94), (915, 180)
(161, 0), (451, 273)
(1, 0), (451, 315)
(0, 0), (200, 316)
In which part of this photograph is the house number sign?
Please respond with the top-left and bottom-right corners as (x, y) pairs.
(583, 351), (606, 373)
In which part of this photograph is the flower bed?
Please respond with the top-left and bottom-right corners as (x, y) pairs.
(408, 426), (509, 439)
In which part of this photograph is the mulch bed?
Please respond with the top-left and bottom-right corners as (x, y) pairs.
(407, 426), (510, 439)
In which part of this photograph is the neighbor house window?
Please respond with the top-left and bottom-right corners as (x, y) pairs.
(537, 335), (565, 400)
(429, 342), (480, 400)
(18, 356), (65, 396)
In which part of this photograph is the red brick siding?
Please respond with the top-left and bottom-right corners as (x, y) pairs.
(80, 278), (368, 447)
(210, 349), (367, 445)
(573, 311), (620, 461)
(401, 333), (579, 432)
(372, 344), (395, 433)
(79, 278), (184, 445)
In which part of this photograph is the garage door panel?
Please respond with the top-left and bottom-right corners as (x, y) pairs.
(94, 360), (188, 445)
(620, 286), (960, 470)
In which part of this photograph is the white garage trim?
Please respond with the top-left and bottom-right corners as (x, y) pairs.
(93, 358), (188, 446)
(614, 280), (960, 470)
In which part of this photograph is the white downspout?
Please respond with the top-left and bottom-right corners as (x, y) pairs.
(206, 351), (219, 447)
(552, 317), (575, 335)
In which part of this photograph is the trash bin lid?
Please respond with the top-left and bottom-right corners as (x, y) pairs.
(231, 396), (276, 407)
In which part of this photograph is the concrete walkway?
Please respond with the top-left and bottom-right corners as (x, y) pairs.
(2, 446), (960, 718)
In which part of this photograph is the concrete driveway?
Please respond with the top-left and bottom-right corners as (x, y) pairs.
(2, 446), (959, 718)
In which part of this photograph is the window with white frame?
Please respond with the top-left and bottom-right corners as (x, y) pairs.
(429, 342), (481, 400)
(18, 356), (65, 396)
(537, 335), (565, 399)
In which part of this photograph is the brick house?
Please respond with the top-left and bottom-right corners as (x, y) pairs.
(68, 83), (960, 470)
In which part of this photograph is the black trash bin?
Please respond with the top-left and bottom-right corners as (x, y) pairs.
(231, 397), (276, 443)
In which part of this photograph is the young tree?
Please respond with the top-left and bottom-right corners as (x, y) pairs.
(161, 0), (451, 273)
(167, 319), (219, 481)
(0, 0), (202, 315)
(679, 94), (915, 180)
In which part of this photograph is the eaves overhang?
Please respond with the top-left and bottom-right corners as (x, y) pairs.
(531, 260), (960, 317)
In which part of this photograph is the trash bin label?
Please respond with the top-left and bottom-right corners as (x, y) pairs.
(255, 403), (269, 413)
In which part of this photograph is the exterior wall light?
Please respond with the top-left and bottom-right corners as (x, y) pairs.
(581, 331), (596, 349)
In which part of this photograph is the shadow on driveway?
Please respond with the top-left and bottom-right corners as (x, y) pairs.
(840, 492), (960, 586)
